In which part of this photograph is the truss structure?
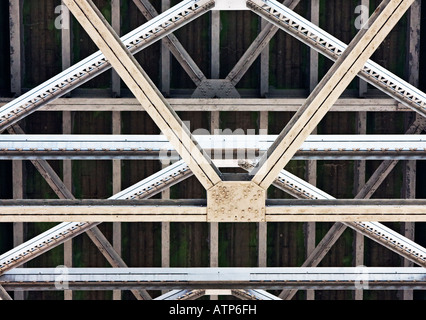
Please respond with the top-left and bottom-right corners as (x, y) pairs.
(0, 0), (425, 301)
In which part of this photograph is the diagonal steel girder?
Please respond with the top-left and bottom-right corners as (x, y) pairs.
(3, 158), (425, 271)
(5, 127), (277, 300)
(0, 160), (190, 274)
(154, 289), (206, 300)
(226, 0), (301, 86)
(0, 285), (12, 300)
(136, 0), (302, 95)
(240, 160), (426, 267)
(62, 0), (222, 190)
(3, 116), (424, 269)
(247, 0), (426, 119)
(239, 159), (426, 300)
(2, 154), (422, 299)
(0, 155), (276, 300)
(8, 123), (151, 299)
(0, 0), (422, 300)
(250, 0), (415, 189)
(131, 0), (206, 86)
(0, 0), (215, 133)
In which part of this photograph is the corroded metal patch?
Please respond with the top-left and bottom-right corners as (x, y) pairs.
(207, 181), (266, 222)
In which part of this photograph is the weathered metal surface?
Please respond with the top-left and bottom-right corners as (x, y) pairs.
(207, 181), (266, 222)
(1, 267), (425, 290)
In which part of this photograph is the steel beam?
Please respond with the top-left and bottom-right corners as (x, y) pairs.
(0, 134), (425, 160)
(0, 0), (214, 132)
(0, 97), (416, 112)
(0, 160), (190, 275)
(211, 10), (220, 80)
(240, 160), (426, 267)
(355, 117), (425, 199)
(132, 0), (206, 86)
(62, 0), (221, 190)
(0, 285), (12, 300)
(62, 109), (73, 300)
(8, 124), (149, 299)
(0, 199), (207, 222)
(1, 268), (424, 291)
(232, 289), (282, 300)
(226, 0), (300, 87)
(84, 227), (150, 300)
(154, 289), (206, 300)
(247, 0), (426, 118)
(111, 0), (121, 97)
(250, 0), (415, 189)
(306, 0), (319, 298)
(1, 199), (426, 222)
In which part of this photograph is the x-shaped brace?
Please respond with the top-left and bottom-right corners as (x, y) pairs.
(63, 0), (415, 223)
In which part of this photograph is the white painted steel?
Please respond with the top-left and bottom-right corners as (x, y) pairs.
(1, 268), (424, 290)
(0, 98), (413, 112)
(0, 160), (190, 274)
(0, 135), (424, 160)
(240, 160), (426, 267)
(154, 289), (205, 300)
(247, 0), (426, 118)
(0, 0), (214, 131)
(2, 199), (426, 222)
(65, 0), (221, 190)
(237, 289), (282, 300)
(214, 0), (247, 10)
(272, 166), (426, 265)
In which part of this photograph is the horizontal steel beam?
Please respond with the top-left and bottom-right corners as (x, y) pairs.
(0, 199), (207, 222)
(247, 0), (426, 118)
(0, 160), (190, 275)
(265, 199), (426, 222)
(64, 0), (221, 190)
(0, 0), (214, 132)
(250, 0), (416, 190)
(240, 160), (426, 268)
(1, 135), (425, 160)
(0, 98), (414, 112)
(1, 199), (426, 222)
(1, 268), (424, 290)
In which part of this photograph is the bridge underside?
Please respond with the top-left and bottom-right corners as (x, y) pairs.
(0, 0), (425, 301)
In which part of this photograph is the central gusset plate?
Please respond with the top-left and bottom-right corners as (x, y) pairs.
(207, 181), (266, 222)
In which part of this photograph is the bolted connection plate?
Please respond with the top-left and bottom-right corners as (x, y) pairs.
(207, 181), (266, 222)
